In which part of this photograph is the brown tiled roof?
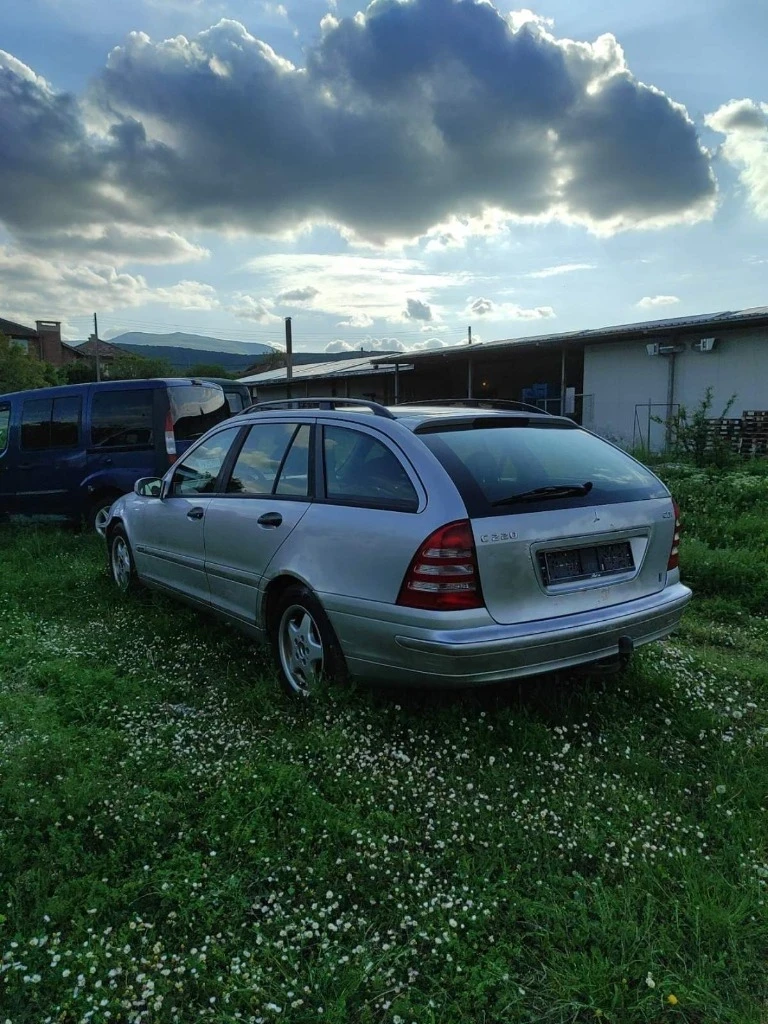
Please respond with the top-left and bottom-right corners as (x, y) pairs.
(0, 317), (37, 339)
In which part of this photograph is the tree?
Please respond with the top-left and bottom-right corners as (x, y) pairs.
(653, 386), (738, 467)
(187, 363), (234, 379)
(63, 360), (97, 384)
(109, 354), (175, 380)
(0, 333), (59, 393)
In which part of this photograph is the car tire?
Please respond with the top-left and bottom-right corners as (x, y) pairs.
(271, 584), (347, 697)
(88, 494), (120, 536)
(108, 526), (140, 595)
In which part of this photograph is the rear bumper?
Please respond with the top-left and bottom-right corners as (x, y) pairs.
(333, 583), (692, 687)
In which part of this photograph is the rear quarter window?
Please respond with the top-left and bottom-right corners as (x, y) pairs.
(420, 422), (667, 515)
(323, 424), (418, 511)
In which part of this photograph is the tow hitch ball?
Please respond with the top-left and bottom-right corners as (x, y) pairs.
(618, 635), (634, 668)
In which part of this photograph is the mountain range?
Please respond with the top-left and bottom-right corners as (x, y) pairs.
(96, 331), (393, 374)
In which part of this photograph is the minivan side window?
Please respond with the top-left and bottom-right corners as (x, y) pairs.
(323, 425), (418, 511)
(170, 427), (242, 497)
(0, 404), (10, 453)
(21, 396), (82, 450)
(91, 391), (154, 448)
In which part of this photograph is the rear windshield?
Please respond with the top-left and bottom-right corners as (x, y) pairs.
(169, 385), (229, 441)
(420, 422), (667, 514)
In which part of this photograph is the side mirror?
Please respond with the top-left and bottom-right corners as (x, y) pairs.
(134, 476), (163, 498)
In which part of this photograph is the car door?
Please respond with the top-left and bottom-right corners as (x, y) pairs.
(130, 425), (244, 605)
(14, 395), (84, 517)
(203, 420), (313, 623)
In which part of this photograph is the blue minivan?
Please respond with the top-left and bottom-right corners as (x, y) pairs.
(0, 378), (229, 531)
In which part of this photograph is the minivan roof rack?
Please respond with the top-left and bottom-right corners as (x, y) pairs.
(395, 398), (555, 416)
(241, 397), (397, 419)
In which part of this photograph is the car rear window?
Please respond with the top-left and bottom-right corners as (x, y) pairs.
(169, 385), (229, 441)
(419, 421), (667, 514)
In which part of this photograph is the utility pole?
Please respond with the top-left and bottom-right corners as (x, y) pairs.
(93, 312), (101, 382)
(467, 324), (473, 399)
(284, 317), (293, 398)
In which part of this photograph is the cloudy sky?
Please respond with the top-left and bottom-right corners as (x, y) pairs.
(1, 0), (766, 353)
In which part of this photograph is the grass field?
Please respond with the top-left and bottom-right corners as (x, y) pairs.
(1, 464), (766, 1023)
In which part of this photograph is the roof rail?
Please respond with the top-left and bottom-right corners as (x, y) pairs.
(241, 397), (397, 419)
(395, 398), (555, 416)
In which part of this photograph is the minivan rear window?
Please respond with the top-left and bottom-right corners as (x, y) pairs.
(420, 423), (667, 514)
(169, 385), (229, 441)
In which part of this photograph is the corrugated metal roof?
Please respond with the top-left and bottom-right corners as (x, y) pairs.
(374, 306), (768, 365)
(238, 355), (412, 385)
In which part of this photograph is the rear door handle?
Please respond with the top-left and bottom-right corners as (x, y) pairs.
(187, 507), (205, 521)
(257, 512), (283, 528)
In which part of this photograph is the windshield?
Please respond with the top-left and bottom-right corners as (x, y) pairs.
(420, 423), (667, 514)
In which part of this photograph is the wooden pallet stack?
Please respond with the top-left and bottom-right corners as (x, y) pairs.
(704, 411), (768, 457)
(740, 411), (768, 456)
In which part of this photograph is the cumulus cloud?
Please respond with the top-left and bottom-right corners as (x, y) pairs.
(467, 297), (555, 320)
(410, 337), (449, 351)
(247, 253), (470, 323)
(707, 99), (768, 217)
(230, 294), (283, 323)
(337, 314), (375, 328)
(324, 336), (405, 353)
(18, 225), (209, 265)
(276, 285), (320, 303)
(404, 297), (433, 322)
(0, 245), (219, 324)
(0, 2), (717, 256)
(636, 294), (680, 309)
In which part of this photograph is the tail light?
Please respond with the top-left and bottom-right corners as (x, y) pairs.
(397, 520), (484, 611)
(667, 500), (681, 571)
(164, 411), (177, 466)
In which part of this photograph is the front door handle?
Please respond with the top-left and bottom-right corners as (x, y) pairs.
(187, 507), (205, 521)
(257, 512), (283, 528)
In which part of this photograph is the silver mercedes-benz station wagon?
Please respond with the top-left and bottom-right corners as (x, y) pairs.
(104, 399), (691, 695)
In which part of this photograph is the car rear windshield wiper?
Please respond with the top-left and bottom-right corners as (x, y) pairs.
(491, 481), (594, 506)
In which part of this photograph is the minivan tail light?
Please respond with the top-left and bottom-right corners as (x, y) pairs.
(667, 500), (681, 571)
(397, 520), (484, 611)
(164, 411), (177, 465)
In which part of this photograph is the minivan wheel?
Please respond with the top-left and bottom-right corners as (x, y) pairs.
(89, 494), (119, 536)
(109, 527), (139, 594)
(271, 585), (346, 697)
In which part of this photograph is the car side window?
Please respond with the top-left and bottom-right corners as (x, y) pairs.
(170, 427), (242, 497)
(50, 396), (81, 448)
(323, 425), (418, 511)
(21, 396), (82, 450)
(227, 423), (308, 497)
(21, 399), (52, 450)
(91, 390), (154, 449)
(0, 404), (10, 453)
